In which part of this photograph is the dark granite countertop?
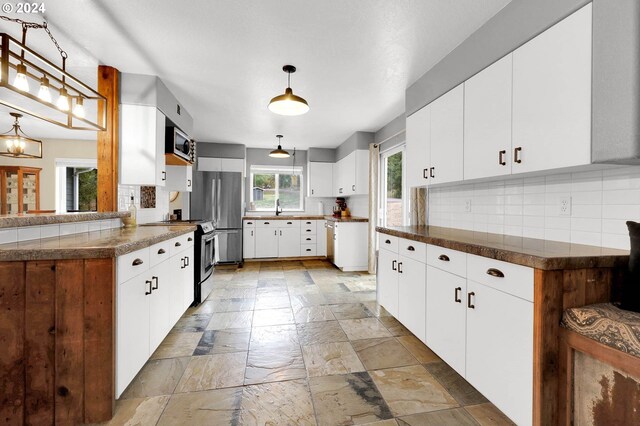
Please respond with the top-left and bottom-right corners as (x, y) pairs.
(376, 225), (629, 270)
(0, 225), (196, 261)
(0, 211), (131, 228)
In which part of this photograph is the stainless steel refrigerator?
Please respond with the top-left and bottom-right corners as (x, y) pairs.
(191, 171), (243, 264)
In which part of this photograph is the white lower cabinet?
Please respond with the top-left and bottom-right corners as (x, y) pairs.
(255, 227), (279, 258)
(316, 221), (327, 256)
(425, 265), (467, 376)
(333, 221), (368, 271)
(243, 224), (256, 259)
(397, 256), (426, 342)
(116, 232), (195, 398)
(376, 233), (534, 425)
(278, 227), (301, 257)
(377, 247), (399, 317)
(466, 280), (533, 426)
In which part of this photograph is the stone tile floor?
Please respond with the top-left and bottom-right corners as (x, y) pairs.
(98, 259), (515, 426)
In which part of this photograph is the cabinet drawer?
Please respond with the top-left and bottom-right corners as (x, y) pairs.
(117, 247), (150, 284)
(170, 233), (194, 256)
(378, 234), (398, 253)
(301, 244), (317, 256)
(256, 220), (277, 227)
(301, 225), (316, 235)
(302, 220), (316, 227)
(301, 234), (316, 244)
(467, 254), (534, 302)
(277, 220), (301, 228)
(243, 220), (257, 228)
(427, 245), (467, 278)
(149, 240), (172, 267)
(398, 238), (427, 263)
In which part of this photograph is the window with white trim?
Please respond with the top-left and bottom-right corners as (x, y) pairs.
(249, 165), (304, 211)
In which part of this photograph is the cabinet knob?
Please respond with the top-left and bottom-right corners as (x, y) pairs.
(287, 222), (293, 225)
(514, 147), (522, 164)
(188, 237), (193, 242)
(306, 249), (311, 252)
(264, 222), (270, 225)
(175, 242), (182, 247)
(306, 238), (311, 241)
(385, 239), (391, 244)
(486, 268), (504, 278)
(498, 150), (506, 166)
(157, 248), (166, 255)
(352, 185), (355, 191)
(438, 254), (450, 262)
(132, 258), (144, 266)
(247, 222), (253, 224)
(407, 246), (415, 252)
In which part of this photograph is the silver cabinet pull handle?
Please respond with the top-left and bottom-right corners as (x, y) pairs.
(486, 268), (504, 278)
(132, 258), (143, 266)
(438, 254), (450, 262)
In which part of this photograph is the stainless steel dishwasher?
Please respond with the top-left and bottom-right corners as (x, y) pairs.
(326, 221), (335, 264)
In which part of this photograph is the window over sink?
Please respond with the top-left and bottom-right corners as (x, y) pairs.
(249, 165), (303, 211)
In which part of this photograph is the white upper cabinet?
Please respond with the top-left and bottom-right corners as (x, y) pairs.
(429, 84), (464, 185)
(333, 149), (369, 196)
(120, 105), (166, 186)
(353, 149), (369, 195)
(464, 54), (513, 180)
(165, 165), (193, 192)
(308, 162), (333, 197)
(340, 151), (357, 195)
(198, 157), (245, 175)
(512, 3), (592, 174)
(405, 105), (430, 189)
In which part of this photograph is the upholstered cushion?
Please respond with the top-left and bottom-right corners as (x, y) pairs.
(562, 303), (640, 358)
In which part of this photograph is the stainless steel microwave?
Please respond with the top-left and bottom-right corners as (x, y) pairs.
(165, 127), (192, 162)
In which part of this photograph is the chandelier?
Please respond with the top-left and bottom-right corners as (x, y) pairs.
(0, 112), (42, 158)
(0, 17), (107, 131)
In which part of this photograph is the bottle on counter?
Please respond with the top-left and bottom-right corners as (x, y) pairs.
(124, 195), (137, 227)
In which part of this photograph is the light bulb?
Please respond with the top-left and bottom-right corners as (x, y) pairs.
(73, 97), (85, 118)
(57, 88), (69, 111)
(13, 64), (29, 92)
(19, 139), (25, 149)
(5, 139), (12, 149)
(38, 76), (52, 102)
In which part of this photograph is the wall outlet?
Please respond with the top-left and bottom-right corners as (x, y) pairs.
(464, 199), (472, 213)
(559, 196), (571, 216)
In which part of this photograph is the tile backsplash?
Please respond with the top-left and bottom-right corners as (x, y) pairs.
(428, 166), (640, 250)
(118, 184), (171, 224)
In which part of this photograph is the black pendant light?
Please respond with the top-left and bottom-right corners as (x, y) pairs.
(268, 65), (310, 116)
(269, 135), (290, 158)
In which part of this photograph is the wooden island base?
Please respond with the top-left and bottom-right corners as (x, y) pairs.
(0, 259), (115, 425)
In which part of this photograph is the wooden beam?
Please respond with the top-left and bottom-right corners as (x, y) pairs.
(97, 66), (119, 212)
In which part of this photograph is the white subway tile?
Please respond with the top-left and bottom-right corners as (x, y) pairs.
(18, 226), (41, 241)
(0, 228), (18, 244)
(602, 233), (630, 250)
(76, 222), (89, 233)
(523, 227), (545, 239)
(571, 217), (601, 233)
(40, 225), (60, 239)
(571, 231), (602, 247)
(60, 223), (76, 236)
(88, 221), (101, 232)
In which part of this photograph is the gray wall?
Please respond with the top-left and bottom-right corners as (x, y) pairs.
(245, 148), (308, 210)
(335, 132), (374, 161)
(375, 113), (406, 153)
(406, 0), (589, 116)
(308, 148), (335, 163)
(197, 142), (246, 159)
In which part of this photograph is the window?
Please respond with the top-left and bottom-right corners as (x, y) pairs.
(380, 145), (406, 227)
(250, 165), (304, 211)
(56, 158), (98, 212)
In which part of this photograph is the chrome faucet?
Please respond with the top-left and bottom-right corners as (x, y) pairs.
(275, 198), (282, 216)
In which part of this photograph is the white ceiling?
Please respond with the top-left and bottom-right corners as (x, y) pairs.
(0, 0), (510, 148)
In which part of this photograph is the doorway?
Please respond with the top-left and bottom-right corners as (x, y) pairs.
(380, 145), (406, 227)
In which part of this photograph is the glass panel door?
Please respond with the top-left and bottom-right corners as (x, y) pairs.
(380, 146), (406, 227)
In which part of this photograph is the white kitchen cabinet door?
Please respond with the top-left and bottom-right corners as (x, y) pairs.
(182, 246), (195, 309)
(339, 152), (356, 196)
(255, 227), (279, 258)
(464, 54), (513, 180)
(333, 222), (368, 271)
(353, 150), (369, 195)
(425, 266), (467, 376)
(397, 257), (426, 342)
(316, 220), (327, 256)
(377, 248), (399, 317)
(149, 261), (171, 353)
(466, 280), (533, 426)
(308, 162), (334, 197)
(120, 105), (166, 186)
(116, 274), (151, 398)
(165, 165), (193, 192)
(278, 227), (301, 258)
(512, 4), (592, 174)
(243, 226), (256, 259)
(430, 84), (464, 185)
(168, 254), (185, 325)
(220, 158), (244, 174)
(405, 105), (431, 189)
